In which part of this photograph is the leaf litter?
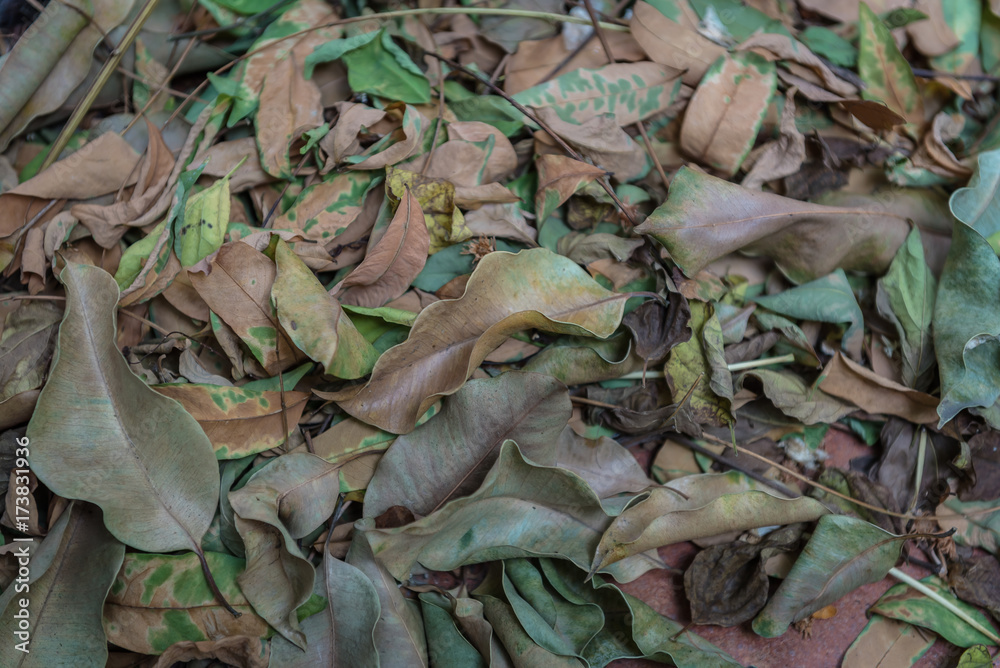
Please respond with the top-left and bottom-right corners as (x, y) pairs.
(3, 0), (1000, 665)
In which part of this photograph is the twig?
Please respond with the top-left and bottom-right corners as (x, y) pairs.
(698, 432), (1000, 522)
(579, 0), (669, 193)
(41, 0), (163, 172)
(910, 67), (1000, 82)
(727, 354), (795, 372)
(888, 567), (1000, 644)
(671, 434), (802, 499)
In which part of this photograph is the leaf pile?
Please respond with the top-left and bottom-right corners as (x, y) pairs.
(3, 0), (1000, 665)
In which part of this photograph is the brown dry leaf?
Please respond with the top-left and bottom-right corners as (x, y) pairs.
(680, 52), (777, 177)
(273, 172), (379, 243)
(907, 0), (961, 57)
(534, 154), (607, 221)
(350, 104), (429, 170)
(198, 137), (275, 193)
(630, 1), (723, 87)
(331, 248), (629, 433)
(635, 167), (911, 283)
(153, 636), (268, 668)
(536, 108), (646, 182)
(464, 203), (538, 246)
(737, 33), (856, 98)
(257, 54), (324, 179)
(189, 242), (299, 375)
(911, 112), (973, 179)
(438, 121), (518, 184)
(321, 102), (388, 167)
(818, 352), (939, 424)
(0, 133), (141, 238)
(333, 189), (430, 308)
(72, 119), (175, 248)
(505, 32), (645, 95)
(153, 384), (309, 459)
(160, 270), (212, 322)
(742, 87), (806, 190)
(839, 100), (907, 131)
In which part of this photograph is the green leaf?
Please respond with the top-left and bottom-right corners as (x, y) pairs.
(229, 453), (340, 648)
(307, 29), (430, 104)
(26, 263), (220, 554)
(269, 551), (381, 667)
(420, 593), (488, 668)
(929, 0), (981, 75)
(687, 0), (783, 41)
(450, 96), (525, 137)
(871, 575), (997, 647)
(753, 515), (905, 638)
(591, 472), (829, 573)
(858, 2), (923, 124)
(957, 645), (994, 667)
(347, 530), (429, 667)
(934, 222), (1000, 427)
(363, 371), (572, 518)
(176, 162), (241, 267)
(736, 368), (855, 424)
(754, 269), (864, 360)
(664, 301), (733, 429)
(799, 26), (857, 67)
(115, 220), (170, 291)
(876, 229), (936, 391)
(950, 148), (1000, 245)
(168, 163), (209, 264)
(359, 441), (661, 583)
(103, 551), (271, 654)
(513, 62), (682, 125)
(272, 239), (379, 378)
(0, 503), (123, 666)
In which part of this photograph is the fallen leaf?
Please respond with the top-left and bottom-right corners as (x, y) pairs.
(332, 248), (629, 433)
(591, 473), (828, 573)
(26, 263), (220, 554)
(535, 154), (607, 222)
(152, 383), (309, 459)
(363, 441), (661, 583)
(679, 52), (777, 176)
(514, 61), (682, 125)
(629, 1), (724, 87)
(858, 1), (924, 125)
(635, 167), (911, 284)
(103, 551), (271, 655)
(753, 515), (906, 638)
(0, 503), (123, 666)
(230, 452), (341, 647)
(272, 239), (378, 378)
(819, 352), (939, 423)
(870, 575), (997, 647)
(190, 241), (299, 375)
(333, 189), (430, 308)
(363, 371), (571, 518)
(842, 614), (936, 668)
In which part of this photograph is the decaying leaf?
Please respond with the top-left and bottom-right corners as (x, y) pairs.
(332, 249), (629, 433)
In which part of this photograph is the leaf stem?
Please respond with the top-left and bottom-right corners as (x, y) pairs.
(196, 547), (242, 618)
(887, 567), (1000, 645)
(726, 354), (795, 372)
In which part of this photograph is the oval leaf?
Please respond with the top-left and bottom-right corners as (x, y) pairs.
(26, 263), (220, 553)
